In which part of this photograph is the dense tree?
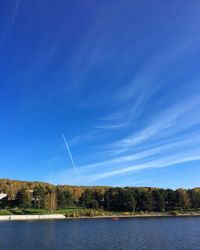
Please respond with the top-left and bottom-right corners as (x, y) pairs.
(16, 188), (32, 208)
(104, 188), (136, 212)
(79, 189), (99, 209)
(152, 189), (166, 212)
(176, 189), (191, 211)
(56, 189), (74, 208)
(33, 186), (45, 209)
(190, 188), (200, 210)
(45, 188), (57, 212)
(165, 189), (176, 210)
(135, 189), (152, 212)
(121, 189), (136, 212)
(104, 188), (122, 211)
(1, 179), (200, 213)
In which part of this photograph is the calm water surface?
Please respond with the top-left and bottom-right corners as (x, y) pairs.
(0, 217), (200, 250)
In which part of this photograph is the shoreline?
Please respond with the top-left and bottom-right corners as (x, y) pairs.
(1, 212), (200, 221)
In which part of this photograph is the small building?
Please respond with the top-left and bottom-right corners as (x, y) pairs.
(0, 193), (7, 200)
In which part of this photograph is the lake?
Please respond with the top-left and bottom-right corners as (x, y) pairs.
(0, 217), (200, 250)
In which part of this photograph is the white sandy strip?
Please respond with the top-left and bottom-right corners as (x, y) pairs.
(0, 214), (65, 221)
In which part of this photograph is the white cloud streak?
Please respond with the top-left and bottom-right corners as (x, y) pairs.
(91, 153), (200, 181)
(109, 93), (200, 151)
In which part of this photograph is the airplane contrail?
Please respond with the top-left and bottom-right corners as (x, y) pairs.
(62, 134), (78, 174)
(10, 0), (21, 28)
(0, 0), (21, 48)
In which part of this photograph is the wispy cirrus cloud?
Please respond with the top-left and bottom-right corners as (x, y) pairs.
(42, 1), (200, 187)
(46, 131), (200, 185)
(90, 153), (200, 181)
(95, 39), (199, 132)
(106, 92), (200, 152)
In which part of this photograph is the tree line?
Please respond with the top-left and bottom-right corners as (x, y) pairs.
(0, 179), (200, 212)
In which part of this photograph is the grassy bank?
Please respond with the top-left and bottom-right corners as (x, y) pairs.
(0, 207), (111, 217)
(1, 208), (200, 218)
(0, 207), (86, 215)
(0, 209), (12, 215)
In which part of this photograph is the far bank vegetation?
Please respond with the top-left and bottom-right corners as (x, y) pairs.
(0, 179), (200, 217)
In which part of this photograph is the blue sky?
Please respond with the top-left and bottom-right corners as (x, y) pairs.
(0, 0), (200, 189)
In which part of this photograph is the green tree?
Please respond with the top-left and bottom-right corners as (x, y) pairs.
(165, 189), (176, 210)
(57, 189), (74, 208)
(33, 186), (45, 209)
(16, 188), (32, 209)
(104, 188), (112, 210)
(121, 189), (136, 212)
(152, 189), (166, 212)
(103, 188), (122, 211)
(191, 188), (200, 210)
(136, 189), (153, 212)
(104, 188), (136, 212)
(79, 189), (98, 209)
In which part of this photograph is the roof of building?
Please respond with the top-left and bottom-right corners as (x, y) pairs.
(0, 193), (7, 200)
